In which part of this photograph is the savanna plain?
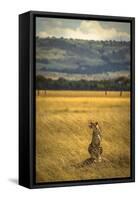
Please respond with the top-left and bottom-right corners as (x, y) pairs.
(36, 91), (130, 182)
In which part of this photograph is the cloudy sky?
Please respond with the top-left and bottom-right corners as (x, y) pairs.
(36, 17), (130, 41)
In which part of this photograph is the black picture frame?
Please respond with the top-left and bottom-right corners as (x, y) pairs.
(19, 11), (135, 189)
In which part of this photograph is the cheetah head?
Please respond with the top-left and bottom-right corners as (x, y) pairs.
(88, 121), (98, 129)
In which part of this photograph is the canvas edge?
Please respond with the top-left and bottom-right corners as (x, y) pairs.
(19, 10), (135, 189)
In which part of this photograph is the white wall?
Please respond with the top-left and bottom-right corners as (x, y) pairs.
(0, 0), (137, 199)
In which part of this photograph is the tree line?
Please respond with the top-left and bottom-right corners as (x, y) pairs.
(36, 75), (130, 95)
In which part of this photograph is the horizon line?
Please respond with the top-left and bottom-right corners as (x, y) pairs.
(36, 36), (130, 42)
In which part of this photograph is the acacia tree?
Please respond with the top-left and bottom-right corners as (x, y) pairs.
(120, 90), (123, 97)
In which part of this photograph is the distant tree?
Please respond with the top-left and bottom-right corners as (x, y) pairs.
(36, 75), (46, 95)
(120, 91), (123, 97)
(37, 89), (40, 96)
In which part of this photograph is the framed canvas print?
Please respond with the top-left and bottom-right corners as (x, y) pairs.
(19, 11), (135, 189)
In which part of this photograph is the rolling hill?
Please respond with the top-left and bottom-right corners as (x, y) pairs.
(36, 37), (130, 80)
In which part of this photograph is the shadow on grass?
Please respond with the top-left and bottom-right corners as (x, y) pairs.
(72, 157), (112, 169)
(73, 158), (95, 168)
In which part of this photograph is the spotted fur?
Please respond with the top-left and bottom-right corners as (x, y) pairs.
(88, 121), (103, 162)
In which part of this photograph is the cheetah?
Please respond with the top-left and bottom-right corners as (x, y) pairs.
(88, 121), (103, 162)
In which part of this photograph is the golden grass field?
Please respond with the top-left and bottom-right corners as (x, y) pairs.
(36, 91), (130, 183)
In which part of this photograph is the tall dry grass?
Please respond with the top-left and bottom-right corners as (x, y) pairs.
(36, 91), (130, 182)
